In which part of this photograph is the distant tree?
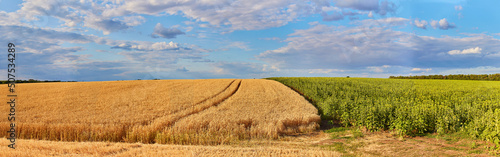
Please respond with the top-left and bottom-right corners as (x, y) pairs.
(389, 73), (500, 81)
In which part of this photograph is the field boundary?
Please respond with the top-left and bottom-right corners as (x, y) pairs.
(265, 79), (325, 119)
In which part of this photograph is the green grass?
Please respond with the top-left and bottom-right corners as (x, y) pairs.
(468, 149), (484, 154)
(326, 126), (366, 140)
(424, 131), (469, 139)
(321, 142), (348, 153)
(325, 127), (349, 133)
(268, 77), (500, 150)
(352, 129), (364, 138)
(320, 138), (365, 156)
(326, 127), (351, 139)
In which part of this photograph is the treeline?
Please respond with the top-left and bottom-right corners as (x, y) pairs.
(389, 74), (500, 81)
(0, 79), (77, 84)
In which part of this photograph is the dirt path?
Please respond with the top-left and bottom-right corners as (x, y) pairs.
(0, 138), (340, 157)
(1, 128), (496, 156)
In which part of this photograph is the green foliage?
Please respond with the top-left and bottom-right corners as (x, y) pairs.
(466, 109), (500, 148)
(325, 127), (349, 133)
(268, 77), (500, 148)
(352, 128), (364, 138)
(390, 73), (500, 81)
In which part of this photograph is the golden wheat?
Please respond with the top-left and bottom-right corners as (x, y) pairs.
(158, 79), (320, 144)
(0, 79), (234, 142)
(0, 138), (340, 157)
(0, 79), (320, 144)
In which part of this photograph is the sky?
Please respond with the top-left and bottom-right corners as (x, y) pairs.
(0, 0), (499, 81)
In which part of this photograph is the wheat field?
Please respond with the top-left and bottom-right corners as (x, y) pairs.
(158, 79), (320, 144)
(0, 138), (339, 157)
(0, 79), (320, 145)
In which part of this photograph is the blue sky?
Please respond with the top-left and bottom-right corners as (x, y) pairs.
(0, 0), (499, 81)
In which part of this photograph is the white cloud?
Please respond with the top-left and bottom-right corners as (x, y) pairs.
(320, 7), (372, 22)
(112, 41), (183, 51)
(431, 18), (456, 30)
(356, 17), (409, 26)
(18, 0), (86, 25)
(455, 5), (463, 11)
(486, 52), (500, 57)
(0, 24), (201, 56)
(121, 16), (146, 26)
(84, 17), (129, 35)
(333, 0), (379, 11)
(95, 50), (108, 52)
(332, 0), (395, 16)
(212, 62), (271, 77)
(8, 0), (143, 35)
(151, 23), (185, 39)
(3, 0), (499, 80)
(342, 10), (362, 16)
(438, 18), (455, 30)
(16, 0), (137, 35)
(10, 0), (325, 33)
(411, 68), (432, 72)
(309, 69), (345, 73)
(184, 26), (193, 32)
(257, 23), (500, 71)
(322, 11), (344, 21)
(308, 21), (319, 25)
(430, 20), (438, 29)
(5, 0), (400, 33)
(377, 17), (409, 24)
(0, 11), (24, 26)
(261, 37), (281, 41)
(321, 6), (341, 12)
(100, 0), (328, 31)
(0, 25), (94, 47)
(378, 0), (396, 16)
(448, 47), (482, 55)
(150, 42), (180, 51)
(369, 67), (384, 72)
(226, 42), (252, 51)
(367, 65), (391, 73)
(414, 19), (428, 29)
(257, 23), (414, 70)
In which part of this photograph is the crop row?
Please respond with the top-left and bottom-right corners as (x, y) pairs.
(268, 77), (500, 147)
(0, 79), (319, 144)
